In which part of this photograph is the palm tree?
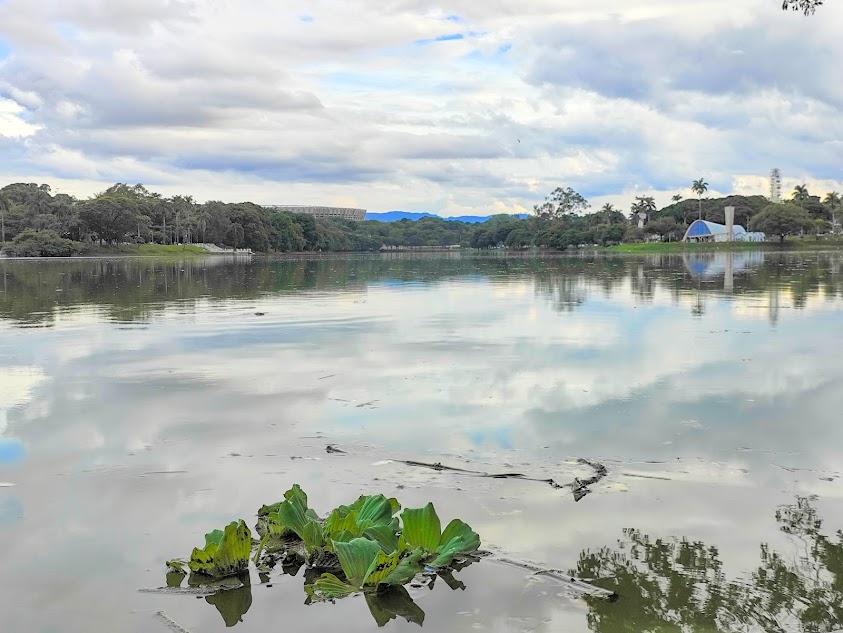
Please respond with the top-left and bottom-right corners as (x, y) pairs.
(793, 184), (809, 209)
(671, 194), (683, 203)
(691, 178), (708, 220)
(599, 203), (615, 224)
(824, 192), (840, 234)
(636, 196), (657, 215)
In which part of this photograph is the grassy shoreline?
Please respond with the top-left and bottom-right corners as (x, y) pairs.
(604, 238), (843, 254)
(85, 244), (211, 257)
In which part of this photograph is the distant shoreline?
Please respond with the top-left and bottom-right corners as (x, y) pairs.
(603, 238), (843, 253)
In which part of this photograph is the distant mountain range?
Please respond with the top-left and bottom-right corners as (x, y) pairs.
(364, 211), (528, 223)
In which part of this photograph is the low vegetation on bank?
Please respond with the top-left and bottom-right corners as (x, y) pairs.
(1, 181), (841, 257)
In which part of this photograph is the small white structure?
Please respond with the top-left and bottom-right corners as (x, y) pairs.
(682, 220), (765, 243)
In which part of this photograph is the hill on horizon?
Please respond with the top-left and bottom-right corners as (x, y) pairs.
(365, 211), (528, 223)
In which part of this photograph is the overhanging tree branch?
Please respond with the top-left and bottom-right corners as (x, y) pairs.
(781, 0), (824, 15)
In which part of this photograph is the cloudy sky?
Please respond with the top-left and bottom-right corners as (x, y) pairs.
(1, 0), (841, 216)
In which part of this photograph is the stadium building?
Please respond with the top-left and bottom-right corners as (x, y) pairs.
(267, 206), (367, 221)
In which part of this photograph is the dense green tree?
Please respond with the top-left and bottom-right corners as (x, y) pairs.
(78, 195), (139, 245)
(645, 217), (682, 241)
(534, 187), (590, 219)
(596, 224), (626, 245)
(750, 203), (814, 242)
(2, 229), (83, 257)
(269, 213), (307, 252)
(227, 222), (245, 250)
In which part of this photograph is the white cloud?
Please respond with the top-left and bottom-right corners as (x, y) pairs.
(0, 0), (841, 215)
(0, 99), (41, 138)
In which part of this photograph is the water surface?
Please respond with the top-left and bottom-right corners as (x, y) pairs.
(1, 251), (842, 632)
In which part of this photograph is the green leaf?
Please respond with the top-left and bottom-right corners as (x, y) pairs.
(428, 519), (481, 568)
(364, 524), (400, 554)
(187, 520), (252, 578)
(276, 490), (312, 537)
(166, 560), (187, 574)
(258, 484), (319, 540)
(400, 504), (441, 553)
(300, 520), (325, 554)
(363, 550), (400, 586)
(327, 529), (356, 548)
(307, 573), (359, 600)
(324, 507), (361, 539)
(263, 485), (325, 554)
(382, 548), (425, 586)
(333, 538), (382, 587)
(204, 529), (226, 548)
(356, 495), (397, 527)
(323, 494), (400, 543)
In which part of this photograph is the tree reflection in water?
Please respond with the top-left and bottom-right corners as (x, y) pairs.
(575, 497), (843, 632)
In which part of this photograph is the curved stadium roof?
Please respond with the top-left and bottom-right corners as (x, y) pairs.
(685, 220), (747, 238)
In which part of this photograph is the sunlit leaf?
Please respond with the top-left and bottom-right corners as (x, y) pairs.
(166, 559), (187, 574)
(382, 549), (426, 586)
(188, 520), (252, 578)
(324, 507), (359, 538)
(364, 550), (400, 586)
(324, 494), (400, 543)
(400, 504), (441, 554)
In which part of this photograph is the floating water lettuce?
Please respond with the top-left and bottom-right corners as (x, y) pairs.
(399, 503), (481, 568)
(256, 485), (320, 541)
(306, 538), (426, 600)
(322, 494), (401, 551)
(187, 520), (252, 578)
(166, 485), (481, 627)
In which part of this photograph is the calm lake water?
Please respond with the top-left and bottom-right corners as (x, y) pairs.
(2, 251), (843, 633)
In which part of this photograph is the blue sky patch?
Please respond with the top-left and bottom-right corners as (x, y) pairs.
(0, 439), (25, 465)
(416, 32), (465, 45)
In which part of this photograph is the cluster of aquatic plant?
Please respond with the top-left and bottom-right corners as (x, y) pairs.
(165, 485), (481, 624)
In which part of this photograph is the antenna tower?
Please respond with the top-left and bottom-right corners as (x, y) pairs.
(769, 168), (782, 203)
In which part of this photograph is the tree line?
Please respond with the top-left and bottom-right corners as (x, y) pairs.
(1, 180), (841, 256)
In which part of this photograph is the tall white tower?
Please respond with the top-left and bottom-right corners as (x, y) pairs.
(769, 168), (782, 203)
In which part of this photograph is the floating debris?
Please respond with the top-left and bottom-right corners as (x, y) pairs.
(327, 447), (608, 502)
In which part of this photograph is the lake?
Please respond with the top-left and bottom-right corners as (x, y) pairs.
(1, 251), (842, 633)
